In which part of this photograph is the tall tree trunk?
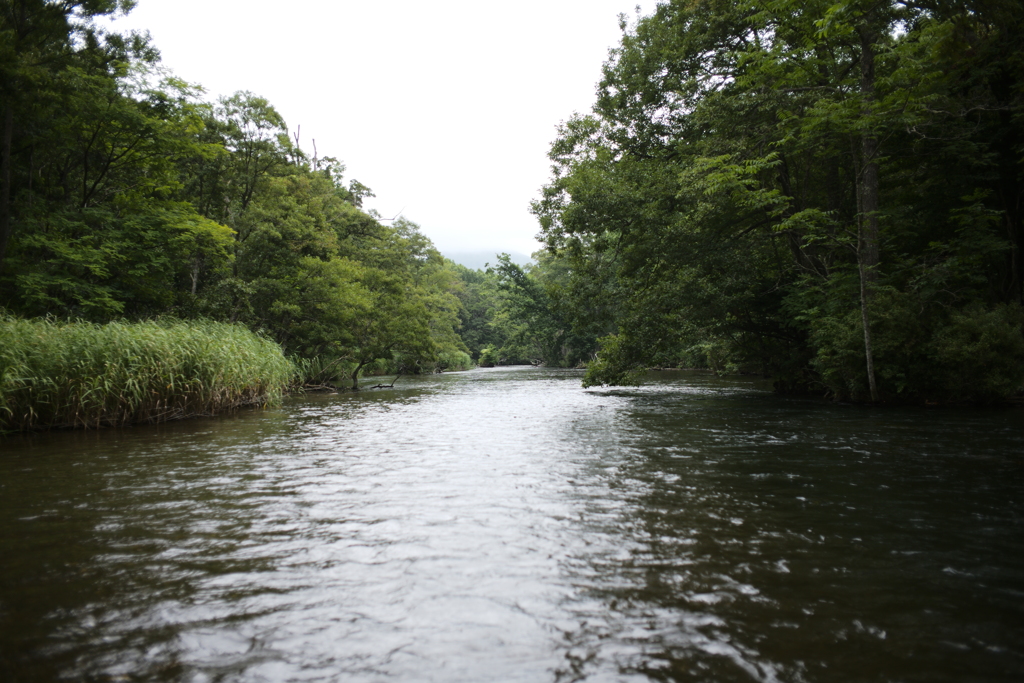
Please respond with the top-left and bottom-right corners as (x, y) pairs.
(0, 106), (13, 275)
(858, 18), (881, 403)
(858, 239), (879, 402)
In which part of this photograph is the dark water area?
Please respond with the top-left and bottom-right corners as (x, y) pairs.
(1, 367), (1022, 682)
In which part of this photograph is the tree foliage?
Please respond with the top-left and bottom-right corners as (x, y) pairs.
(0, 3), (471, 388)
(532, 0), (1024, 402)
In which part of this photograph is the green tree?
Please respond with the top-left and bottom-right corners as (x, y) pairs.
(1, 64), (229, 318)
(487, 253), (599, 367)
(533, 0), (1024, 401)
(343, 219), (466, 388)
(449, 260), (503, 361)
(0, 0), (149, 273)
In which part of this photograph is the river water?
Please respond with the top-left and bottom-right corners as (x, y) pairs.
(1, 367), (1022, 682)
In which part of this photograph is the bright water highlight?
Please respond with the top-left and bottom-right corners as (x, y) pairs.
(2, 367), (1022, 681)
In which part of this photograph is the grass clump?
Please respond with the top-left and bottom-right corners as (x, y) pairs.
(0, 318), (294, 432)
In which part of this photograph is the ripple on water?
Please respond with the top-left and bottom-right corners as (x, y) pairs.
(1, 367), (1022, 681)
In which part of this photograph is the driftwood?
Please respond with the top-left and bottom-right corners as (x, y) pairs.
(296, 372), (403, 393)
(367, 374), (401, 390)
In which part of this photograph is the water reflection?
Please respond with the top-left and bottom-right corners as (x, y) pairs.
(1, 367), (1022, 681)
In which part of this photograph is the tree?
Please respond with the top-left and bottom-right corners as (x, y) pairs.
(343, 219), (465, 388)
(0, 64), (230, 318)
(0, 4), (480, 392)
(532, 0), (1024, 401)
(449, 260), (504, 361)
(0, 0), (148, 273)
(486, 253), (600, 367)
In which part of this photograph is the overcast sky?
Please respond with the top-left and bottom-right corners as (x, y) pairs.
(103, 0), (659, 257)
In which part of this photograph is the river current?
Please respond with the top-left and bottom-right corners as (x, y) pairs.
(1, 367), (1022, 682)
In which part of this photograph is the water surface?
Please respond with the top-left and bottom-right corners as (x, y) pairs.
(1, 367), (1022, 681)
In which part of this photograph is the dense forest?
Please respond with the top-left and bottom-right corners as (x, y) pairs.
(0, 0), (483, 392)
(521, 0), (1024, 402)
(2, 0), (1023, 406)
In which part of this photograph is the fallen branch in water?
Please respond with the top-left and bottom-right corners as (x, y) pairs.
(368, 374), (401, 389)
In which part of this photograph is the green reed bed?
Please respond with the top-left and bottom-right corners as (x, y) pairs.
(0, 318), (294, 432)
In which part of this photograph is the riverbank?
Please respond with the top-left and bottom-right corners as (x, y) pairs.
(0, 318), (294, 433)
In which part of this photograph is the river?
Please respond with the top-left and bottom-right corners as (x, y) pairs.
(1, 367), (1022, 682)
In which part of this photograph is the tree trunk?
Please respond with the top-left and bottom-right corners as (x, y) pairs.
(858, 250), (879, 402)
(351, 361), (366, 390)
(0, 106), (13, 275)
(858, 18), (881, 402)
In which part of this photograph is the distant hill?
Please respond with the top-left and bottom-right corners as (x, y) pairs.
(443, 250), (533, 271)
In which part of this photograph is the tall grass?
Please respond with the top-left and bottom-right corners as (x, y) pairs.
(291, 354), (350, 388)
(0, 318), (294, 432)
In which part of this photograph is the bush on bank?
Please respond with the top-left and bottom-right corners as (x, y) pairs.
(0, 318), (294, 432)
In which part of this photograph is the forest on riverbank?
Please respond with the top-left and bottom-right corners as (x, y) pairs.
(0, 0), (484, 396)
(519, 0), (1024, 403)
(0, 0), (593, 431)
(2, 0), (1024, 417)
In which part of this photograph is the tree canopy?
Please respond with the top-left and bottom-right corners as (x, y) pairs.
(531, 0), (1024, 401)
(4, 0), (1021, 401)
(0, 1), (471, 388)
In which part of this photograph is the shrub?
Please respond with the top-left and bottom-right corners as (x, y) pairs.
(478, 346), (498, 367)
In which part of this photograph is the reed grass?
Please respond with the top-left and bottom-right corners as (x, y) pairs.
(0, 318), (295, 432)
(291, 354), (349, 388)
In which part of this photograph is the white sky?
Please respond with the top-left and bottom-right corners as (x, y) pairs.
(104, 0), (659, 257)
